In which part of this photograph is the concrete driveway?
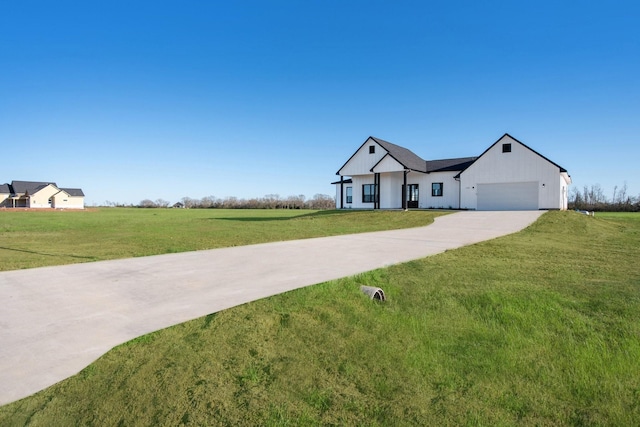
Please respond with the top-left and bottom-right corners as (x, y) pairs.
(0, 210), (544, 405)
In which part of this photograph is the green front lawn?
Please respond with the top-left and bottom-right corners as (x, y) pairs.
(0, 208), (445, 271)
(1, 211), (639, 425)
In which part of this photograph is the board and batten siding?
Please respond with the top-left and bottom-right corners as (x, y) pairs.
(372, 155), (405, 173)
(416, 171), (461, 209)
(460, 135), (566, 210)
(378, 172), (403, 208)
(338, 138), (386, 176)
(346, 175), (376, 209)
(335, 133), (569, 211)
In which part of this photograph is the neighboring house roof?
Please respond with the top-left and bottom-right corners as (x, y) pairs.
(60, 188), (85, 197)
(10, 180), (58, 195)
(369, 137), (427, 172)
(5, 181), (84, 197)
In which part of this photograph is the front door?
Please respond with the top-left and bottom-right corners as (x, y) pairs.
(402, 184), (419, 209)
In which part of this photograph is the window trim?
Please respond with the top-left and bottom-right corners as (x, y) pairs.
(346, 186), (353, 204)
(432, 182), (443, 197)
(362, 184), (378, 203)
(502, 143), (512, 153)
(369, 145), (375, 154)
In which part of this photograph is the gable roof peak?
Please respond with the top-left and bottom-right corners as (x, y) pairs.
(368, 136), (427, 172)
(10, 180), (59, 195)
(459, 133), (568, 175)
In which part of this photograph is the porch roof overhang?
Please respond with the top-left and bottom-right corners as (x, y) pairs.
(330, 178), (353, 185)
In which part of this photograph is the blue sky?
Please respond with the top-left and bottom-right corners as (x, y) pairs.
(2, 1), (638, 206)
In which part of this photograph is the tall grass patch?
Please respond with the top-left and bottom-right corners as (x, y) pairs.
(1, 211), (639, 425)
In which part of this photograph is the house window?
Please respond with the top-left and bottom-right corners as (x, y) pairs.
(432, 183), (443, 197)
(502, 143), (512, 153)
(369, 145), (375, 154)
(363, 184), (377, 203)
(346, 187), (353, 204)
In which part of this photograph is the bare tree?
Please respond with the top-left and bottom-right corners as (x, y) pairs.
(200, 196), (217, 208)
(155, 199), (170, 208)
(181, 197), (198, 209)
(263, 194), (281, 209)
(569, 182), (639, 212)
(139, 199), (156, 208)
(307, 194), (334, 209)
(284, 194), (305, 209)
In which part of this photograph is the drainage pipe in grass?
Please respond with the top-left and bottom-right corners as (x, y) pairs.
(360, 286), (386, 301)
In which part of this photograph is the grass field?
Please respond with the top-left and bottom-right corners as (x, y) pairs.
(0, 208), (444, 271)
(1, 211), (639, 425)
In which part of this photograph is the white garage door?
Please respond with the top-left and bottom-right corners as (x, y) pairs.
(477, 182), (539, 211)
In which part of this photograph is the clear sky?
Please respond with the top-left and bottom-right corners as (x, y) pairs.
(2, 1), (638, 206)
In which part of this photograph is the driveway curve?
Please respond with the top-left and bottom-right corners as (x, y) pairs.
(0, 210), (543, 405)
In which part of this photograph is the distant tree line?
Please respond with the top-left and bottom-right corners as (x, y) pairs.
(131, 193), (335, 210)
(569, 183), (640, 212)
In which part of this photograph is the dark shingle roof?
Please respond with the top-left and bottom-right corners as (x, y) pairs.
(0, 183), (11, 194)
(370, 137), (427, 172)
(336, 133), (568, 183)
(7, 181), (84, 197)
(426, 157), (478, 172)
(10, 180), (57, 195)
(61, 188), (85, 197)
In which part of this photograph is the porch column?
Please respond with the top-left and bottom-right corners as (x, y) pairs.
(403, 170), (408, 210)
(374, 173), (380, 209)
(339, 176), (344, 209)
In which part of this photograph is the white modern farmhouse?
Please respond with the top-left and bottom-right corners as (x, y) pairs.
(0, 180), (85, 209)
(334, 133), (571, 211)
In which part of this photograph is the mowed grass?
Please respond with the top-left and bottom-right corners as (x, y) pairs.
(0, 208), (444, 271)
(2, 211), (640, 425)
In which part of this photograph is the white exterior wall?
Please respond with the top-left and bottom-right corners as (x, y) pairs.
(379, 172), (404, 208)
(339, 138), (388, 176)
(413, 172), (460, 209)
(337, 137), (409, 209)
(335, 171), (463, 209)
(52, 193), (85, 209)
(373, 155), (404, 173)
(559, 172), (571, 210)
(460, 135), (566, 210)
(347, 175), (376, 209)
(0, 194), (8, 207)
(28, 185), (59, 208)
(335, 181), (356, 209)
(336, 134), (569, 211)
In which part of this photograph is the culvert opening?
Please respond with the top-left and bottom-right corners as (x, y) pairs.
(360, 286), (386, 301)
